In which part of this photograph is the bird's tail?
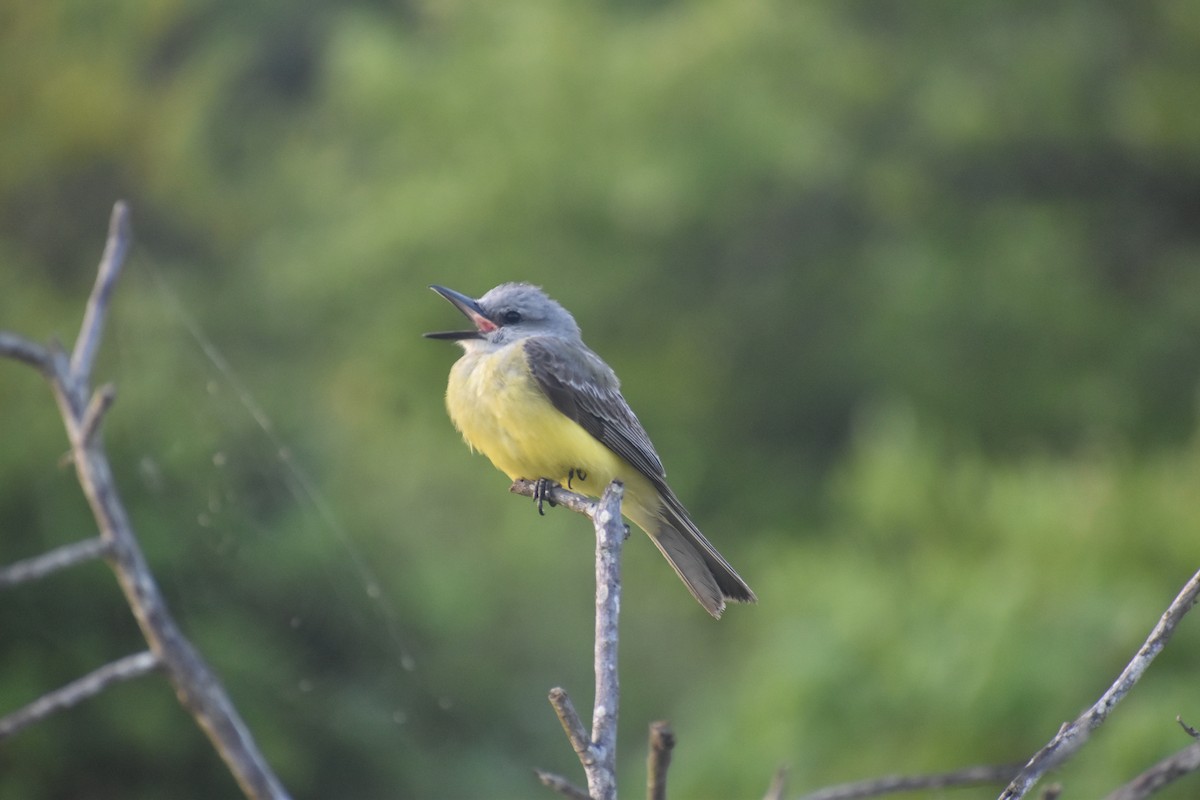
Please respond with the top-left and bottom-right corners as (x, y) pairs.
(626, 486), (756, 619)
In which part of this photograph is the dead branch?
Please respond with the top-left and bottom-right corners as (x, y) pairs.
(0, 651), (161, 740)
(549, 686), (594, 768)
(0, 537), (109, 589)
(998, 568), (1200, 800)
(646, 721), (674, 800)
(517, 479), (625, 800)
(0, 202), (291, 800)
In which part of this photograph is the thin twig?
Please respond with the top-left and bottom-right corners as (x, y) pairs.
(0, 332), (52, 374)
(550, 687), (594, 767)
(70, 201), (131, 383)
(536, 770), (593, 800)
(998, 568), (1200, 800)
(1102, 739), (1200, 800)
(79, 383), (117, 446)
(0, 537), (110, 590)
(0, 651), (161, 741)
(1178, 716), (1200, 739)
(796, 764), (1021, 800)
(646, 721), (675, 800)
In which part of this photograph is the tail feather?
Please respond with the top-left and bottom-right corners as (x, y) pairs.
(629, 486), (756, 619)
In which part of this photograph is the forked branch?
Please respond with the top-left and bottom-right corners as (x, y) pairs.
(998, 568), (1200, 800)
(0, 202), (290, 800)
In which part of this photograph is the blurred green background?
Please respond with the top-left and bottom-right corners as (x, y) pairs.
(3, 1), (1200, 798)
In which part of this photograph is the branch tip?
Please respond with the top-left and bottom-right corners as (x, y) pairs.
(646, 721), (675, 800)
(1178, 716), (1200, 739)
(549, 688), (592, 765)
(79, 383), (117, 445)
(70, 200), (133, 382)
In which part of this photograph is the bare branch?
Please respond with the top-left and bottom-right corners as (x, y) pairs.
(587, 480), (624, 800)
(1102, 739), (1200, 800)
(0, 651), (160, 741)
(530, 480), (625, 800)
(0, 332), (52, 374)
(549, 687), (594, 767)
(79, 383), (117, 445)
(536, 770), (593, 800)
(796, 764), (1021, 800)
(0, 537), (110, 590)
(646, 721), (675, 800)
(70, 201), (131, 383)
(3, 203), (292, 800)
(56, 373), (292, 800)
(998, 568), (1200, 800)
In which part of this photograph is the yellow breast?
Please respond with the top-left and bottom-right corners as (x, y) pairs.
(445, 342), (630, 496)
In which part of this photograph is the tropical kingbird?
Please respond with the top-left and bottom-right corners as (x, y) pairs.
(425, 282), (755, 618)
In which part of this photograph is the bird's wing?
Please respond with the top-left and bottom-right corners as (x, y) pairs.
(523, 336), (667, 482)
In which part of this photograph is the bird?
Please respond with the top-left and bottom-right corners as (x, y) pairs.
(424, 282), (755, 618)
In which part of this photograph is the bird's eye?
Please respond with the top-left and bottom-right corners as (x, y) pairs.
(501, 310), (522, 325)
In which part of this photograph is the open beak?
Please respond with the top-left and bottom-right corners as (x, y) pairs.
(423, 285), (498, 340)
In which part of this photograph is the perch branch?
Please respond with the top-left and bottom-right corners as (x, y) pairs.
(522, 479), (626, 800)
(0, 536), (110, 590)
(998, 568), (1200, 800)
(510, 478), (600, 518)
(0, 651), (161, 741)
(589, 480), (624, 800)
(797, 763), (1020, 800)
(646, 721), (675, 800)
(0, 202), (291, 800)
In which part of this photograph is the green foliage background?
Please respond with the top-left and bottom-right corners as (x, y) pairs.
(2, 2), (1200, 798)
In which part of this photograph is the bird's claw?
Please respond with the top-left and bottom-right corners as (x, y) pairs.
(533, 478), (559, 515)
(566, 467), (588, 490)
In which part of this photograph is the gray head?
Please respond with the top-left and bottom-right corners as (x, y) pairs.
(424, 282), (581, 349)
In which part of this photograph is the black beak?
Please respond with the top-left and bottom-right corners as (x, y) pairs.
(423, 285), (495, 340)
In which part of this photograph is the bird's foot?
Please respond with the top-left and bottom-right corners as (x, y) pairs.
(532, 478), (560, 516)
(566, 467), (588, 490)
